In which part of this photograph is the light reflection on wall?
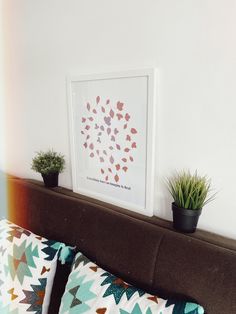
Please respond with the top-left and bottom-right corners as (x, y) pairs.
(0, 172), (7, 218)
(0, 2), (7, 217)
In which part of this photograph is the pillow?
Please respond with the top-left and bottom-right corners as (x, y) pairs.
(59, 251), (204, 314)
(0, 219), (74, 314)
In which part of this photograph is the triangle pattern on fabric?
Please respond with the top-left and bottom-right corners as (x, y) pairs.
(69, 285), (82, 308)
(8, 288), (18, 301)
(96, 308), (107, 314)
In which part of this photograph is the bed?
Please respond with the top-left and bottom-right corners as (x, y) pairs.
(5, 176), (236, 314)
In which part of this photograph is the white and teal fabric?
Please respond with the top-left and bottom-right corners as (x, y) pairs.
(59, 251), (204, 314)
(0, 219), (74, 314)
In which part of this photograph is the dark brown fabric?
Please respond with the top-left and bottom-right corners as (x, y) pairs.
(48, 262), (71, 313)
(7, 178), (236, 314)
(154, 232), (236, 313)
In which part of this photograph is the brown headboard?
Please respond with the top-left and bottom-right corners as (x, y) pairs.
(7, 177), (236, 314)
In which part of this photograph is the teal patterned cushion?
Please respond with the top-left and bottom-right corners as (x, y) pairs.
(59, 251), (204, 314)
(0, 219), (73, 314)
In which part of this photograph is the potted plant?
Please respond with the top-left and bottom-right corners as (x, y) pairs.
(166, 170), (215, 233)
(31, 150), (65, 187)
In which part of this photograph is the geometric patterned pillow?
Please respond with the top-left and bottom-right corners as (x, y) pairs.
(0, 219), (73, 314)
(59, 251), (204, 314)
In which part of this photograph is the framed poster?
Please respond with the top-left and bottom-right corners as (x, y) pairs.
(67, 69), (157, 216)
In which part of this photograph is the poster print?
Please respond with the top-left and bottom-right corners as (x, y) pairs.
(67, 69), (156, 216)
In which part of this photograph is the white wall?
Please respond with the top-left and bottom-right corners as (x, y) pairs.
(2, 0), (236, 239)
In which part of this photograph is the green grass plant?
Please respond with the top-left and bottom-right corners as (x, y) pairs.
(167, 170), (215, 210)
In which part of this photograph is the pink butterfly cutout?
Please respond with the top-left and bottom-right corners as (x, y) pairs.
(96, 96), (100, 104)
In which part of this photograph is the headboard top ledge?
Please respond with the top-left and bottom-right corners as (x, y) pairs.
(7, 177), (236, 314)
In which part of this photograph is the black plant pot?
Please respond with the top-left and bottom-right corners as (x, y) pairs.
(172, 202), (202, 233)
(41, 172), (59, 188)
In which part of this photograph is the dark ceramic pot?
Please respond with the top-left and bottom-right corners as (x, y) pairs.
(41, 172), (59, 188)
(172, 202), (202, 233)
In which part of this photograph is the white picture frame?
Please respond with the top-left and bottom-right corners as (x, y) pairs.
(67, 69), (157, 216)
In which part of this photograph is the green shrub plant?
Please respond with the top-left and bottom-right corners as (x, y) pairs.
(31, 150), (65, 175)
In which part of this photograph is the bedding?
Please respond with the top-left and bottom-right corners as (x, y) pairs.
(59, 251), (204, 314)
(0, 219), (73, 314)
(6, 177), (236, 314)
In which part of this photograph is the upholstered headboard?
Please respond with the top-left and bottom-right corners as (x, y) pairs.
(6, 177), (236, 314)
